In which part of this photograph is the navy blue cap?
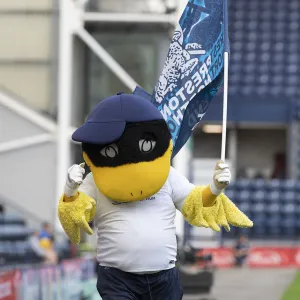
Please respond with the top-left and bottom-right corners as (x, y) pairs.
(72, 93), (164, 144)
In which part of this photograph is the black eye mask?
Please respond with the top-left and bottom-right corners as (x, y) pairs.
(82, 120), (171, 168)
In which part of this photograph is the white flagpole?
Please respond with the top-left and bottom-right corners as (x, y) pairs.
(221, 52), (229, 162)
(221, 0), (229, 163)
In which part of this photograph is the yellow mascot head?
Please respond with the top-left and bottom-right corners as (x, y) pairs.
(72, 93), (173, 202)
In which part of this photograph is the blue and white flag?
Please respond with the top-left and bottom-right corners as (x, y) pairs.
(149, 0), (229, 158)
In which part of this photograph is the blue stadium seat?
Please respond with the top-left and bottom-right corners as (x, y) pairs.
(0, 213), (39, 264)
(266, 191), (281, 203)
(267, 203), (280, 218)
(222, 226), (237, 239)
(252, 216), (265, 227)
(282, 203), (296, 217)
(265, 180), (281, 192)
(281, 180), (297, 191)
(237, 228), (251, 237)
(238, 203), (251, 216)
(252, 225), (267, 238)
(295, 193), (300, 204)
(281, 219), (296, 238)
(225, 189), (235, 200)
(252, 203), (266, 218)
(251, 215), (267, 238)
(252, 179), (266, 191)
(237, 190), (251, 202)
(252, 190), (265, 203)
(295, 205), (300, 216)
(296, 219), (300, 234)
(235, 179), (251, 191)
(0, 214), (25, 226)
(282, 191), (296, 202)
(0, 225), (33, 241)
(266, 216), (281, 238)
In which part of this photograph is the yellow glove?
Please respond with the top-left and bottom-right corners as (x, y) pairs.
(58, 192), (96, 244)
(182, 186), (253, 232)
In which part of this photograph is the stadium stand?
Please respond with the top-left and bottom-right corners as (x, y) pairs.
(223, 181), (300, 239)
(0, 213), (36, 265)
(228, 0), (300, 99)
(0, 211), (73, 267)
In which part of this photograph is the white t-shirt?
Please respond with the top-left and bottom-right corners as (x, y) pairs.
(79, 167), (195, 273)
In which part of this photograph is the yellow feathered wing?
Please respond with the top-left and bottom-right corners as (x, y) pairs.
(58, 192), (96, 244)
(181, 186), (253, 231)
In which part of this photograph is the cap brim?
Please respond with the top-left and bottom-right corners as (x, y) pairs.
(72, 121), (126, 144)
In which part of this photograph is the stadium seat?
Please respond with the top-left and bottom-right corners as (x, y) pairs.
(237, 190), (251, 203)
(238, 202), (252, 217)
(235, 179), (251, 191)
(281, 180), (297, 191)
(250, 215), (266, 238)
(282, 203), (296, 217)
(282, 191), (296, 202)
(267, 203), (280, 217)
(296, 220), (300, 235)
(266, 216), (281, 238)
(222, 226), (237, 239)
(225, 189), (235, 200)
(266, 191), (281, 203)
(265, 180), (281, 192)
(252, 203), (266, 218)
(295, 205), (300, 216)
(252, 190), (265, 203)
(0, 225), (33, 241)
(281, 219), (296, 238)
(252, 179), (266, 191)
(295, 193), (300, 204)
(0, 214), (25, 226)
(252, 225), (267, 238)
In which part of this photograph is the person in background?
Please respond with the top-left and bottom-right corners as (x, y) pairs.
(39, 222), (54, 249)
(38, 222), (58, 264)
(271, 153), (286, 179)
(28, 231), (57, 264)
(233, 235), (250, 267)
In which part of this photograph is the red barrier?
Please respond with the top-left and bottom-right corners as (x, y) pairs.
(248, 248), (294, 268)
(200, 247), (300, 268)
(293, 248), (300, 267)
(200, 248), (234, 268)
(0, 271), (18, 300)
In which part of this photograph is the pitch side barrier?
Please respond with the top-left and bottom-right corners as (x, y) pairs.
(0, 258), (100, 300)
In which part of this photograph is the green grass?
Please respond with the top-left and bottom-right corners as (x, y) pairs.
(281, 272), (300, 300)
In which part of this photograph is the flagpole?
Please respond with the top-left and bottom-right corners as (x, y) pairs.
(221, 51), (229, 162)
(221, 0), (229, 162)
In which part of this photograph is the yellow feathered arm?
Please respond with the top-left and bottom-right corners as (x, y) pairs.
(58, 192), (96, 244)
(181, 186), (253, 232)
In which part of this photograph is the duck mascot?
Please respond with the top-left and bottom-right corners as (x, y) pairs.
(58, 92), (252, 300)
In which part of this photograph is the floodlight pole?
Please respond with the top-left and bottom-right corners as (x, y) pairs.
(55, 0), (79, 231)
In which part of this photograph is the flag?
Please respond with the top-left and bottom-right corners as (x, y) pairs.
(149, 0), (230, 158)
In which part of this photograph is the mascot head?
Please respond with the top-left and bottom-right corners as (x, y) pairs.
(72, 93), (173, 202)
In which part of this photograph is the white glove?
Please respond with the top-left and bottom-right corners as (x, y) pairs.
(210, 160), (231, 196)
(64, 163), (85, 197)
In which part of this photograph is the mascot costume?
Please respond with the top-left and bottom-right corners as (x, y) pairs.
(58, 93), (252, 300)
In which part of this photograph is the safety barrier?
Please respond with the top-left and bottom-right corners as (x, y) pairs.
(0, 258), (100, 300)
(200, 247), (300, 268)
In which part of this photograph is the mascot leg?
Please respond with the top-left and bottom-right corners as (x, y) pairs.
(145, 268), (183, 300)
(96, 266), (183, 300)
